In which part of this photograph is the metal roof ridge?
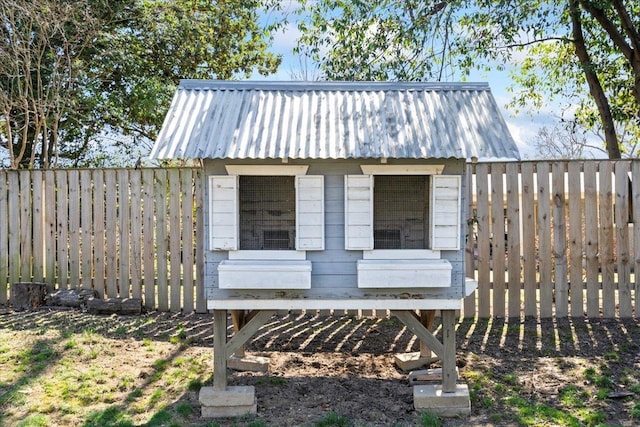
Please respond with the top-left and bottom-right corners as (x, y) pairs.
(178, 79), (491, 92)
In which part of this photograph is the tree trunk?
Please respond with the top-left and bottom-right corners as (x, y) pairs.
(86, 297), (143, 315)
(11, 282), (47, 310)
(570, 0), (621, 159)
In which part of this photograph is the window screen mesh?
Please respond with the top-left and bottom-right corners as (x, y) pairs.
(374, 175), (429, 249)
(239, 176), (295, 250)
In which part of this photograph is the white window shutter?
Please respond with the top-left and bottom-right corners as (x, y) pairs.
(430, 175), (461, 250)
(296, 175), (324, 250)
(345, 175), (374, 250)
(209, 175), (238, 250)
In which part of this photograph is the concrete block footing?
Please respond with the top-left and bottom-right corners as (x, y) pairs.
(413, 383), (471, 417)
(394, 351), (439, 372)
(228, 354), (270, 372)
(199, 386), (257, 418)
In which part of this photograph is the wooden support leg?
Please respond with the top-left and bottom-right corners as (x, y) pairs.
(230, 309), (246, 358)
(213, 309), (228, 391)
(419, 310), (436, 359)
(441, 310), (457, 393)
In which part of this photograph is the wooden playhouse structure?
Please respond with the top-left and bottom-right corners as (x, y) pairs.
(150, 80), (520, 417)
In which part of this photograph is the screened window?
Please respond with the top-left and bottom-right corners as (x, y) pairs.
(373, 175), (429, 249)
(239, 176), (295, 250)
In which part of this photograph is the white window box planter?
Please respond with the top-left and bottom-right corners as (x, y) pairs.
(218, 260), (312, 290)
(357, 259), (452, 288)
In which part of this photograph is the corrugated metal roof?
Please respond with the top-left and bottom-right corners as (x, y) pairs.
(150, 80), (520, 161)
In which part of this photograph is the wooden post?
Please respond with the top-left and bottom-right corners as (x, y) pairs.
(213, 309), (228, 391)
(419, 310), (436, 358)
(441, 310), (457, 393)
(230, 310), (246, 357)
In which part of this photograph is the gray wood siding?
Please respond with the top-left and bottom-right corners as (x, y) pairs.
(203, 158), (467, 303)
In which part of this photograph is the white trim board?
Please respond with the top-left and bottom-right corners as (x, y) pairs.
(360, 165), (444, 175)
(228, 250), (306, 260)
(207, 298), (463, 310)
(362, 249), (441, 260)
(225, 165), (309, 176)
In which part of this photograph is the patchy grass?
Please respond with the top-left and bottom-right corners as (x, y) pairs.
(0, 312), (211, 427)
(1, 311), (639, 426)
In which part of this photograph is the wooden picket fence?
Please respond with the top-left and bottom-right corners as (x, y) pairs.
(0, 161), (638, 318)
(462, 159), (639, 319)
(0, 168), (205, 313)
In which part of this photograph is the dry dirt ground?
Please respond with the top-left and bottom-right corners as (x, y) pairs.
(1, 307), (639, 426)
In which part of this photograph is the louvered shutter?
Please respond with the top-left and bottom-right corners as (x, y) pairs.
(209, 175), (238, 250)
(344, 175), (374, 250)
(430, 175), (461, 250)
(296, 175), (324, 250)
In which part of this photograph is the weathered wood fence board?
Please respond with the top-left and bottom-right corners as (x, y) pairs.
(0, 168), (202, 313)
(521, 163), (537, 317)
(466, 160), (639, 319)
(475, 164), (491, 318)
(1, 161), (639, 318)
(506, 162), (521, 318)
(0, 173), (6, 304)
(567, 161), (583, 317)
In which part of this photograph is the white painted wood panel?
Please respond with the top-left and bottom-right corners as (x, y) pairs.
(209, 175), (238, 250)
(430, 175), (461, 250)
(357, 259), (452, 288)
(218, 260), (312, 289)
(296, 175), (324, 250)
(344, 175), (374, 250)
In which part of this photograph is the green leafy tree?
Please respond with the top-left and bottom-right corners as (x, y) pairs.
(0, 0), (104, 168)
(0, 0), (281, 168)
(297, 0), (640, 159)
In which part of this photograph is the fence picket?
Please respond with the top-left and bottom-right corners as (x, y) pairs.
(169, 169), (181, 312)
(552, 162), (568, 317)
(584, 162), (599, 318)
(68, 170), (80, 288)
(537, 162), (553, 318)
(491, 163), (506, 317)
(8, 173), (20, 286)
(130, 170), (142, 299)
(615, 162), (632, 318)
(475, 164), (491, 318)
(181, 170), (195, 312)
(506, 163), (521, 318)
(118, 169), (131, 298)
(155, 169), (169, 311)
(520, 163), (536, 317)
(195, 169), (206, 313)
(80, 170), (93, 290)
(143, 169), (156, 309)
(105, 170), (118, 298)
(93, 170), (105, 298)
(633, 161), (640, 318)
(19, 171), (32, 282)
(568, 162), (584, 317)
(44, 171), (56, 291)
(29, 170), (44, 283)
(0, 173), (7, 302)
(464, 164), (476, 317)
(55, 171), (69, 289)
(32, 171), (44, 283)
(599, 162), (616, 318)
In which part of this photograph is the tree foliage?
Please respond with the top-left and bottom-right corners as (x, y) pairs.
(0, 0), (281, 168)
(297, 0), (640, 159)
